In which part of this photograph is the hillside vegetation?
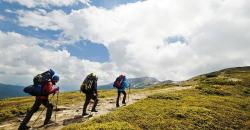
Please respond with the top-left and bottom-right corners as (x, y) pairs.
(0, 88), (148, 123)
(63, 66), (250, 130)
(0, 90), (119, 122)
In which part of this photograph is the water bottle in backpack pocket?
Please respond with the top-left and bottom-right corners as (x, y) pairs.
(23, 85), (45, 96)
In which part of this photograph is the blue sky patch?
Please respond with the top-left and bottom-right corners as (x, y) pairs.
(165, 35), (186, 44)
(0, 20), (62, 40)
(62, 40), (110, 63)
(0, 1), (30, 11)
(91, 0), (142, 9)
(41, 3), (87, 14)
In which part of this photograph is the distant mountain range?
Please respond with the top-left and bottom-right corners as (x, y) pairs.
(0, 77), (161, 99)
(0, 83), (27, 99)
(99, 77), (160, 90)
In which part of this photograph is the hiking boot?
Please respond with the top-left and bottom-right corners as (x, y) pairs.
(122, 102), (126, 106)
(91, 109), (98, 112)
(44, 120), (55, 126)
(82, 112), (89, 116)
(116, 104), (120, 108)
(18, 125), (30, 130)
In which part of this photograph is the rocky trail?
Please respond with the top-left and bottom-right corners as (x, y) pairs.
(0, 86), (191, 130)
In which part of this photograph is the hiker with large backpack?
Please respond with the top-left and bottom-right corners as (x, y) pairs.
(18, 70), (59, 130)
(80, 73), (99, 116)
(113, 75), (129, 107)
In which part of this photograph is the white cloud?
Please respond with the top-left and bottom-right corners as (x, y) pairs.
(17, 9), (71, 31)
(0, 15), (5, 21)
(8, 0), (250, 84)
(60, 0), (250, 80)
(5, 9), (14, 13)
(0, 31), (121, 90)
(4, 0), (90, 8)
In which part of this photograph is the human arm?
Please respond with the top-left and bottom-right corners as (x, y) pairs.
(93, 79), (98, 96)
(44, 82), (59, 94)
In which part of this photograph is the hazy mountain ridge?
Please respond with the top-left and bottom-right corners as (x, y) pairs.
(99, 77), (160, 89)
(0, 77), (160, 99)
(0, 83), (27, 99)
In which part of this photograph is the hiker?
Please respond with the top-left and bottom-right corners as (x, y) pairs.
(18, 73), (60, 130)
(80, 73), (99, 116)
(113, 75), (129, 107)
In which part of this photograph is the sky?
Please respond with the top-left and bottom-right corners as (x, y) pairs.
(0, 0), (250, 90)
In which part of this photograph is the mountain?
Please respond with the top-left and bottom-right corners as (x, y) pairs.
(160, 80), (174, 84)
(65, 66), (250, 130)
(0, 77), (159, 99)
(0, 83), (27, 99)
(99, 77), (160, 90)
(128, 77), (160, 88)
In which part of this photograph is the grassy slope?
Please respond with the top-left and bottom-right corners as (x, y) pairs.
(63, 66), (250, 130)
(0, 87), (146, 123)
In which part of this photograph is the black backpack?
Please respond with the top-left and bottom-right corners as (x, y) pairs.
(80, 75), (97, 93)
(24, 69), (54, 96)
(33, 69), (54, 86)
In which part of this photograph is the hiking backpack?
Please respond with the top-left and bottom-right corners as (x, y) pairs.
(23, 84), (46, 96)
(80, 75), (97, 93)
(33, 69), (54, 86)
(113, 75), (125, 89)
(23, 69), (54, 96)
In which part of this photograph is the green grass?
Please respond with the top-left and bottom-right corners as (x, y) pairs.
(202, 77), (242, 86)
(145, 83), (177, 90)
(63, 67), (250, 130)
(65, 121), (140, 130)
(148, 92), (182, 100)
(63, 88), (250, 130)
(0, 87), (148, 123)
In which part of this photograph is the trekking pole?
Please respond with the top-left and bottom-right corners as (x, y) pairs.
(31, 106), (46, 127)
(89, 101), (93, 115)
(55, 91), (59, 123)
(128, 84), (131, 103)
(32, 95), (55, 127)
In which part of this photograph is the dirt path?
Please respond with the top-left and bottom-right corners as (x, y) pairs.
(0, 86), (191, 130)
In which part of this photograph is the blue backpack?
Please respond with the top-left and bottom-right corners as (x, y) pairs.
(23, 85), (46, 96)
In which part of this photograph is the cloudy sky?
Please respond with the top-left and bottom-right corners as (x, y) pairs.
(0, 0), (249, 90)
